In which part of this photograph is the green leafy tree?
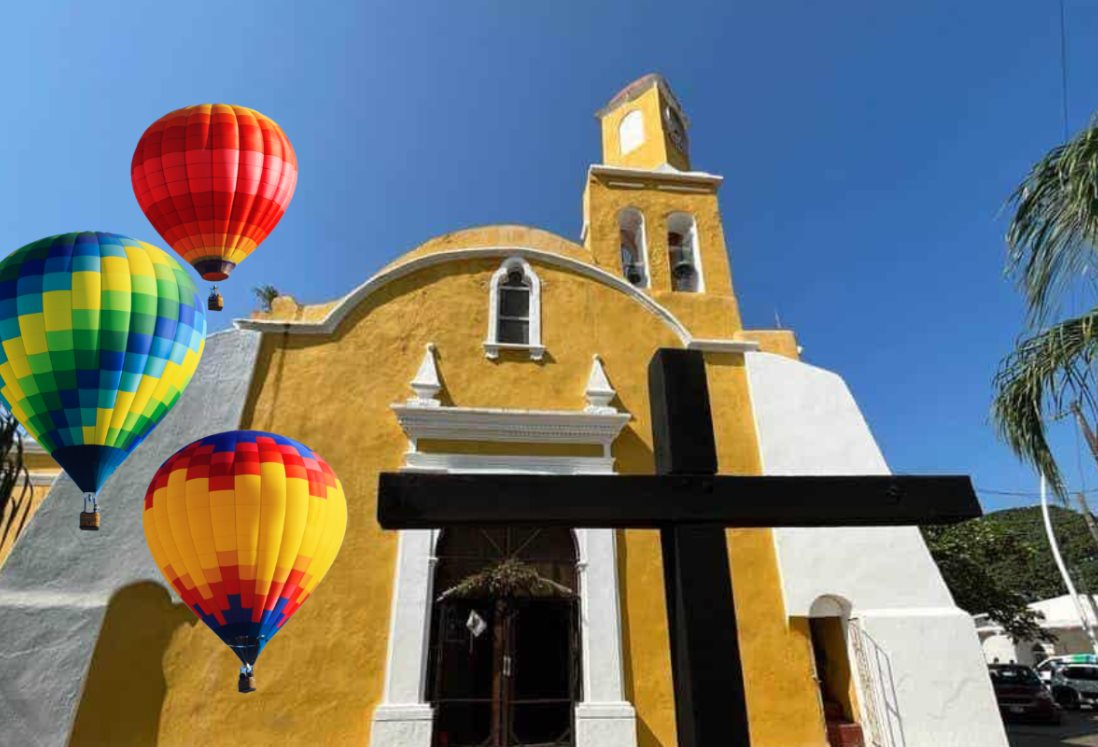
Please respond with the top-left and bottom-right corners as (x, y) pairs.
(994, 124), (1098, 493)
(923, 519), (1054, 642)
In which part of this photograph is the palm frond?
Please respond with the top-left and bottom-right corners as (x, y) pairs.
(252, 284), (280, 312)
(436, 557), (574, 602)
(993, 307), (1098, 493)
(1007, 123), (1098, 322)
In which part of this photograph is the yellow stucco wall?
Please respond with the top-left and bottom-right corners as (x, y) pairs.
(582, 174), (742, 340)
(0, 482), (52, 569)
(0, 447), (60, 570)
(65, 223), (831, 746)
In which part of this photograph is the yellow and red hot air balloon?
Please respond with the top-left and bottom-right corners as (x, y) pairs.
(131, 105), (298, 310)
(143, 431), (346, 692)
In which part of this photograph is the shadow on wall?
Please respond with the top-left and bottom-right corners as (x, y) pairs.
(69, 581), (196, 747)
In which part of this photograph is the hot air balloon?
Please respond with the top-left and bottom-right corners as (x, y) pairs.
(130, 104), (298, 311)
(0, 232), (206, 529)
(143, 430), (347, 692)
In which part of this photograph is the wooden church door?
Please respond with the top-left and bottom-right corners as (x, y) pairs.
(429, 528), (580, 747)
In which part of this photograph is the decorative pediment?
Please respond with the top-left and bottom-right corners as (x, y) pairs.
(392, 347), (631, 473)
(391, 405), (631, 450)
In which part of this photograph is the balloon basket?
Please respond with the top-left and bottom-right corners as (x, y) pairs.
(80, 493), (99, 531)
(208, 288), (224, 312)
(79, 511), (100, 531)
(238, 665), (256, 694)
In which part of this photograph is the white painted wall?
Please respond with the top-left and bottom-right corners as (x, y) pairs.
(976, 593), (1098, 665)
(745, 351), (1007, 747)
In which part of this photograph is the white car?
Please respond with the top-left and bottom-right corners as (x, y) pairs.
(1037, 654), (1098, 683)
(1051, 664), (1098, 709)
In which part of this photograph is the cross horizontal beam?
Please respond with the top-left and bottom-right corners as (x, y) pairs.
(377, 472), (980, 529)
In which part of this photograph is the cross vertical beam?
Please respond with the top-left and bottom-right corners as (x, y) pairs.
(648, 349), (750, 747)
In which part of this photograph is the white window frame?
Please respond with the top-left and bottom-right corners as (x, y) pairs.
(617, 207), (649, 289)
(369, 458), (637, 747)
(484, 257), (544, 360)
(666, 212), (704, 293)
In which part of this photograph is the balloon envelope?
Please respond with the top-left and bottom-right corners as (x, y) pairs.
(131, 104), (298, 281)
(0, 232), (206, 493)
(143, 431), (347, 665)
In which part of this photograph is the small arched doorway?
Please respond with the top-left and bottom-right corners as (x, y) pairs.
(428, 527), (580, 747)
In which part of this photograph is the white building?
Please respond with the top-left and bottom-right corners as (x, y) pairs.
(977, 594), (1098, 665)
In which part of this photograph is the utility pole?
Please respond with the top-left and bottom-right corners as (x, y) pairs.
(1074, 403), (1098, 479)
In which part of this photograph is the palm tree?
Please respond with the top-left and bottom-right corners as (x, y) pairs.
(994, 124), (1098, 493)
(252, 284), (280, 312)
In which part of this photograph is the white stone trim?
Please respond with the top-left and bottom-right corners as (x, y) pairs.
(484, 257), (544, 361)
(656, 183), (714, 194)
(371, 460), (636, 747)
(483, 341), (546, 361)
(28, 472), (57, 487)
(402, 452), (615, 474)
(589, 163), (723, 189)
(391, 405), (631, 454)
(406, 343), (442, 407)
(585, 355), (618, 414)
(686, 338), (759, 353)
(233, 245), (710, 350)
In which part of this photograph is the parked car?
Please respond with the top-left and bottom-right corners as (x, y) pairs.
(1052, 664), (1098, 709)
(988, 664), (1061, 724)
(1036, 654), (1098, 683)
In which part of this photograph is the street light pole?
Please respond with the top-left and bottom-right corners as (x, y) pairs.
(1041, 474), (1098, 654)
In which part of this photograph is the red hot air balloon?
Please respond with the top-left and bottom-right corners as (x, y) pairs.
(131, 105), (298, 309)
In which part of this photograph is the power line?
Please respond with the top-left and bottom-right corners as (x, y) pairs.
(976, 486), (1098, 498)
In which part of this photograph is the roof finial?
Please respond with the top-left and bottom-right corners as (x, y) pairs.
(585, 355), (618, 414)
(408, 343), (442, 407)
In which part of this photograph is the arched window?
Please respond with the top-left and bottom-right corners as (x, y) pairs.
(667, 212), (703, 292)
(485, 257), (544, 360)
(619, 110), (645, 155)
(617, 208), (648, 287)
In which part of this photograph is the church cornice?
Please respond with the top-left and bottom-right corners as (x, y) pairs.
(233, 245), (757, 353)
(588, 164), (723, 192)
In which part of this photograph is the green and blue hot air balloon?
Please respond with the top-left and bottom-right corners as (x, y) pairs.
(0, 232), (206, 529)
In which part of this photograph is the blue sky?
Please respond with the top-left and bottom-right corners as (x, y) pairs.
(1, 1), (1096, 512)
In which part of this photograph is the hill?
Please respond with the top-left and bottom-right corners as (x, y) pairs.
(976, 505), (1098, 601)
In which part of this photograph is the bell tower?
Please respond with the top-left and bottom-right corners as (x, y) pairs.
(583, 74), (743, 340)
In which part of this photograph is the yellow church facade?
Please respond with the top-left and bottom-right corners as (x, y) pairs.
(0, 75), (1006, 747)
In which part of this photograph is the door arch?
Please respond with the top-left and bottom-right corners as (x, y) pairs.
(428, 527), (580, 747)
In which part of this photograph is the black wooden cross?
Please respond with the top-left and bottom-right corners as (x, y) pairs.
(377, 348), (980, 747)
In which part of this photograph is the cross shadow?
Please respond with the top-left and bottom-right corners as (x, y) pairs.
(68, 582), (196, 747)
